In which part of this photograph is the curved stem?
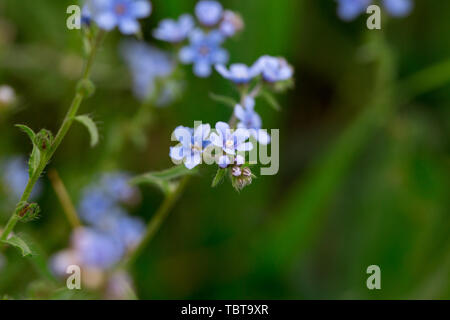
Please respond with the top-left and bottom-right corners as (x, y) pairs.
(0, 30), (105, 242)
(124, 176), (191, 268)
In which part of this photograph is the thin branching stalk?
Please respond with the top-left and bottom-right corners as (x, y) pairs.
(0, 31), (105, 242)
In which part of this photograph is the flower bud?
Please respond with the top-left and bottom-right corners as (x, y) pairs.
(77, 79), (96, 97)
(231, 166), (242, 177)
(35, 129), (54, 151)
(16, 201), (41, 222)
(231, 166), (254, 191)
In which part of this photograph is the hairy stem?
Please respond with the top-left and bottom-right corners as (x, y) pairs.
(0, 31), (105, 242)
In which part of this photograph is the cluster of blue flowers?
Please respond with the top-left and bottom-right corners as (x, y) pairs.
(169, 53), (293, 189)
(153, 0), (244, 78)
(51, 172), (145, 274)
(336, 0), (413, 21)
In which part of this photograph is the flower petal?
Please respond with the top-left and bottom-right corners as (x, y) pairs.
(95, 12), (118, 31)
(169, 145), (184, 161)
(130, 0), (152, 18)
(184, 152), (202, 169)
(234, 104), (246, 122)
(119, 18), (140, 35)
(194, 61), (212, 77)
(237, 141), (253, 152)
(173, 126), (192, 147)
(218, 155), (232, 168)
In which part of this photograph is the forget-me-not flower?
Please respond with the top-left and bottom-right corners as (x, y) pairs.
(153, 14), (195, 43)
(101, 172), (136, 203)
(209, 122), (253, 168)
(88, 0), (152, 34)
(72, 228), (125, 269)
(79, 187), (116, 225)
(235, 97), (271, 145)
(179, 29), (229, 77)
(382, 0), (413, 17)
(121, 40), (175, 103)
(219, 10), (244, 37)
(195, 0), (223, 27)
(254, 55), (294, 83)
(170, 124), (211, 169)
(336, 0), (413, 20)
(215, 63), (260, 84)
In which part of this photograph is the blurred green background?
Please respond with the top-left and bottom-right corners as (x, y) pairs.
(0, 0), (449, 299)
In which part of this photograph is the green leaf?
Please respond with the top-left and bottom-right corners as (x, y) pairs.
(211, 168), (227, 187)
(15, 124), (41, 177)
(131, 166), (197, 194)
(209, 93), (238, 108)
(75, 115), (99, 147)
(261, 90), (281, 111)
(1, 235), (34, 257)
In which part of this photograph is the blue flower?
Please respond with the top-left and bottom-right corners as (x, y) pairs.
(195, 0), (223, 27)
(209, 122), (253, 168)
(219, 10), (244, 37)
(215, 63), (260, 84)
(336, 0), (413, 20)
(81, 4), (92, 26)
(78, 187), (115, 225)
(254, 55), (294, 83)
(72, 228), (125, 269)
(382, 0), (413, 17)
(170, 124), (211, 169)
(1, 157), (42, 200)
(106, 215), (145, 250)
(153, 14), (194, 43)
(336, 0), (371, 21)
(235, 97), (271, 145)
(179, 29), (229, 78)
(121, 40), (175, 103)
(88, 0), (152, 34)
(101, 172), (136, 203)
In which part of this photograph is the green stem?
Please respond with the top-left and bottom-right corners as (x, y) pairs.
(0, 31), (105, 243)
(124, 175), (191, 268)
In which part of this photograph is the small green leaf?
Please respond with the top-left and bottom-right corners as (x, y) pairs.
(15, 124), (36, 141)
(209, 93), (238, 108)
(15, 124), (41, 177)
(75, 115), (99, 147)
(261, 90), (281, 111)
(1, 235), (34, 257)
(131, 166), (197, 194)
(211, 168), (227, 187)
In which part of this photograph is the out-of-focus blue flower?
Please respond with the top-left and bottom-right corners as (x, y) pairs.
(72, 228), (124, 269)
(170, 124), (211, 169)
(153, 14), (194, 43)
(50, 249), (80, 276)
(1, 157), (42, 200)
(336, 0), (371, 21)
(179, 29), (229, 78)
(215, 63), (260, 84)
(195, 0), (223, 27)
(209, 122), (252, 168)
(87, 0), (152, 34)
(101, 172), (136, 203)
(81, 4), (92, 26)
(78, 187), (115, 225)
(121, 40), (175, 103)
(219, 10), (244, 37)
(107, 215), (145, 249)
(336, 0), (412, 20)
(382, 0), (413, 17)
(254, 55), (293, 83)
(235, 97), (271, 145)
